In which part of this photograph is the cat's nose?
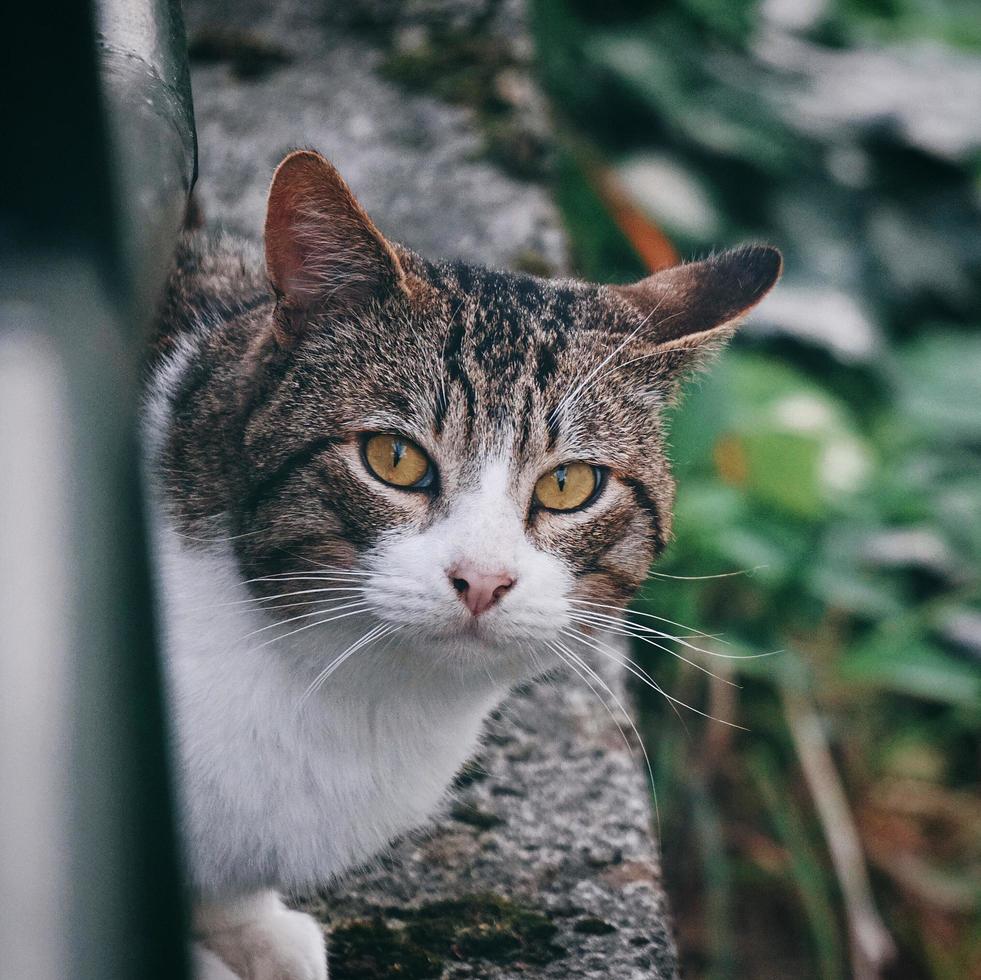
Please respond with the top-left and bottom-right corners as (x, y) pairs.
(448, 565), (516, 617)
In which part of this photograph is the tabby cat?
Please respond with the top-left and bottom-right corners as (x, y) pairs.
(144, 150), (780, 979)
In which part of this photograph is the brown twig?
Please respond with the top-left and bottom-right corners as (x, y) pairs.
(781, 686), (897, 980)
(701, 656), (737, 775)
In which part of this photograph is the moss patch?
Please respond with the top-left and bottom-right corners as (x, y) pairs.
(379, 28), (549, 180)
(330, 893), (564, 979)
(380, 27), (512, 115)
(330, 917), (443, 979)
(449, 801), (504, 830)
(188, 28), (293, 80)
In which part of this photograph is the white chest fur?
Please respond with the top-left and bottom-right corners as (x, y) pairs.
(153, 517), (507, 900)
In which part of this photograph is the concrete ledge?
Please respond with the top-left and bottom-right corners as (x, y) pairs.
(184, 0), (678, 975)
(304, 660), (678, 979)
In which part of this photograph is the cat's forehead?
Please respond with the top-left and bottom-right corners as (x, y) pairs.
(295, 259), (654, 467)
(436, 267), (584, 405)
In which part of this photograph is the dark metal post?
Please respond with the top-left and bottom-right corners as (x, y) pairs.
(0, 2), (195, 977)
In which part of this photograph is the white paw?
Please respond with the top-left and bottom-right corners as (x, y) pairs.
(200, 896), (327, 980)
(194, 944), (242, 980)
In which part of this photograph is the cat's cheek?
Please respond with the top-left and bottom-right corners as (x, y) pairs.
(531, 494), (654, 609)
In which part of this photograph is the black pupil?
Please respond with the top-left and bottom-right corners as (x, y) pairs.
(391, 439), (405, 468)
(555, 465), (567, 492)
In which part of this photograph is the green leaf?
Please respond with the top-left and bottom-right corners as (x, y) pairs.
(672, 353), (875, 521)
(894, 331), (981, 444)
(748, 748), (846, 980)
(805, 563), (906, 620)
(841, 637), (981, 709)
(736, 431), (826, 517)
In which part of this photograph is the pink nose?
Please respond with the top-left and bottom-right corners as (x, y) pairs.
(448, 565), (516, 617)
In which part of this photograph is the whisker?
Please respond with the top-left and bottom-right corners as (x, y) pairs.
(570, 612), (739, 686)
(235, 575), (375, 591)
(570, 604), (710, 651)
(570, 598), (728, 643)
(549, 296), (677, 428)
(562, 627), (689, 731)
(189, 585), (365, 613)
(548, 639), (660, 835)
(290, 553), (370, 574)
(243, 571), (374, 584)
(644, 566), (766, 581)
(569, 606), (676, 641)
(251, 606), (373, 652)
(573, 608), (782, 662)
(240, 598), (369, 641)
(300, 623), (399, 703)
(173, 526), (268, 544)
(566, 628), (747, 731)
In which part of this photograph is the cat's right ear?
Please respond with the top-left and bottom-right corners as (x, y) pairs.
(264, 150), (408, 342)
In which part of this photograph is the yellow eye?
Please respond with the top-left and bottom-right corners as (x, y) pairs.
(534, 462), (601, 512)
(363, 434), (434, 489)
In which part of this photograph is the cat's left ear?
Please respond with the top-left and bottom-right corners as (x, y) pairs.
(264, 149), (408, 341)
(609, 245), (782, 397)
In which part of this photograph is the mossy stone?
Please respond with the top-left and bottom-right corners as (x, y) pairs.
(330, 893), (564, 977)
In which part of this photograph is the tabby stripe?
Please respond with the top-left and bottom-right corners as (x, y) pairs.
(245, 436), (344, 511)
(534, 341), (558, 391)
(517, 386), (535, 456)
(545, 400), (562, 449)
(442, 311), (477, 433)
(433, 386), (450, 434)
(583, 561), (636, 596)
(622, 477), (665, 555)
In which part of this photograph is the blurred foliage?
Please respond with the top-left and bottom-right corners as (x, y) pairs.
(531, 0), (980, 977)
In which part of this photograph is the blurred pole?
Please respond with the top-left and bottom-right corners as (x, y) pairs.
(0, 1), (195, 978)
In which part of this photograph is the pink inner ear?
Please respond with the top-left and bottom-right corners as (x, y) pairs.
(264, 150), (404, 311)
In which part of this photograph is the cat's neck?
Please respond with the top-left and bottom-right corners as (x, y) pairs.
(151, 508), (509, 897)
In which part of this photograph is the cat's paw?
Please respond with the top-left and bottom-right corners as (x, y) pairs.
(194, 944), (242, 980)
(198, 892), (327, 980)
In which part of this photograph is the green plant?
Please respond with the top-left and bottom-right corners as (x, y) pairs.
(532, 0), (981, 975)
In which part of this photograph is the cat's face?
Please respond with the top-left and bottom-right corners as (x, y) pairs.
(210, 152), (779, 665)
(239, 264), (675, 654)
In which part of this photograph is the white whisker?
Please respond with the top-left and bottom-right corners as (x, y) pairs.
(189, 585), (365, 613)
(240, 598), (370, 642)
(573, 606), (781, 661)
(300, 623), (400, 703)
(565, 628), (747, 731)
(570, 598), (727, 643)
(173, 526), (268, 544)
(248, 604), (372, 652)
(645, 565), (766, 581)
(549, 296), (677, 429)
(570, 612), (739, 686)
(548, 639), (660, 835)
(562, 627), (688, 730)
(243, 571), (374, 585)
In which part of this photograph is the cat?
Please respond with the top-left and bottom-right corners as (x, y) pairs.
(144, 149), (781, 979)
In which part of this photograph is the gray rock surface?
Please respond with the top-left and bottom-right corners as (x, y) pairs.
(184, 1), (677, 976)
(185, 0), (564, 271)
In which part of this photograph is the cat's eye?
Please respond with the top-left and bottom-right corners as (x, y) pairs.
(362, 434), (435, 490)
(533, 462), (603, 512)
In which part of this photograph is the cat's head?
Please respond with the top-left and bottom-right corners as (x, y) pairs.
(215, 151), (779, 664)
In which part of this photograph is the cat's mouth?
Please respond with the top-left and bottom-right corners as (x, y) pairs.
(411, 609), (563, 654)
(417, 614), (506, 644)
